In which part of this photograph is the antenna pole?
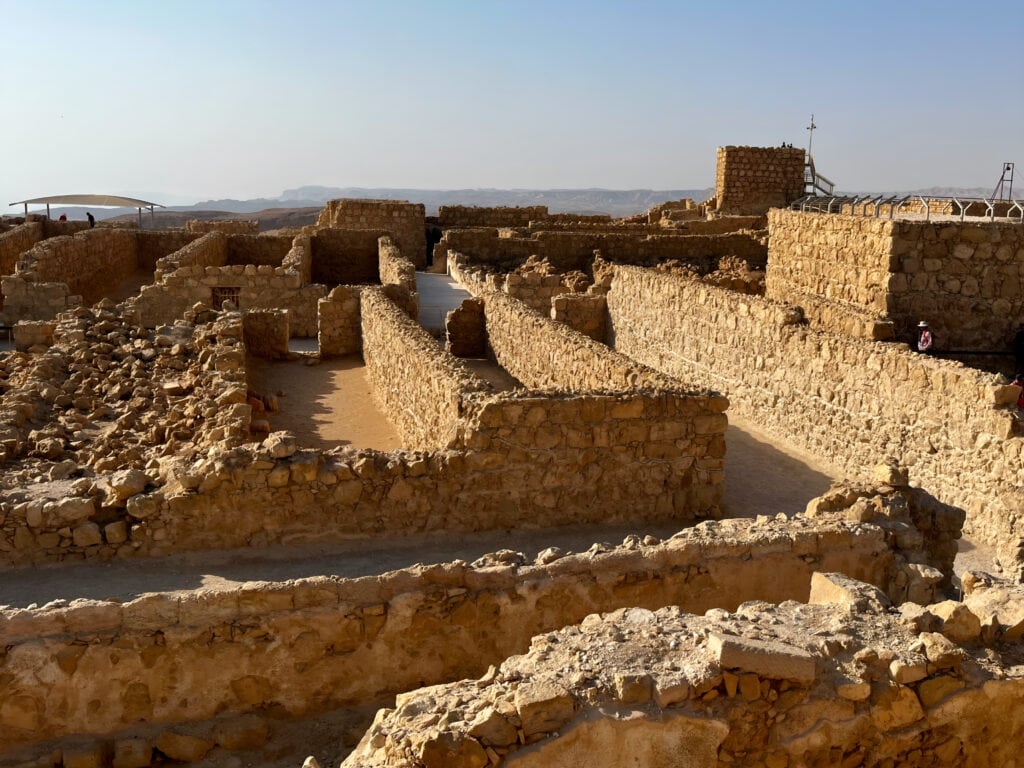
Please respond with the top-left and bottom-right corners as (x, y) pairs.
(806, 113), (817, 158)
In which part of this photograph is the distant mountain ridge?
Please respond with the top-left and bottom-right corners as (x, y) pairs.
(190, 187), (717, 217)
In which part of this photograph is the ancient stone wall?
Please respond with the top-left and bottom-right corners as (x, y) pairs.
(310, 228), (385, 285)
(0, 510), (924, 759)
(551, 293), (607, 341)
(316, 199), (426, 268)
(0, 222), (42, 279)
(607, 265), (1024, 575)
(186, 219), (259, 234)
(11, 321), (55, 352)
(377, 237), (417, 296)
(768, 210), (1024, 349)
(361, 287), (489, 449)
(716, 145), (806, 214)
(438, 205), (549, 228)
(135, 230), (200, 271)
(445, 298), (486, 357)
(439, 229), (766, 274)
(224, 233), (292, 267)
(348, 575), (1024, 768)
(130, 234), (325, 335)
(317, 286), (362, 356)
(242, 310), (289, 359)
(483, 291), (679, 392)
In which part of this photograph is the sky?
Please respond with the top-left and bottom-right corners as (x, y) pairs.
(2, 0), (1022, 207)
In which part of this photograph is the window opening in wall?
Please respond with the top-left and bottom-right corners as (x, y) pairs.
(211, 286), (241, 310)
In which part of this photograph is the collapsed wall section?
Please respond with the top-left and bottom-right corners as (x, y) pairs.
(607, 265), (1024, 575)
(0, 508), (930, 758)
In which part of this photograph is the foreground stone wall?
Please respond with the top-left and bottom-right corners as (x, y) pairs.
(0, 503), (937, 759)
(716, 145), (805, 214)
(767, 210), (1024, 348)
(316, 199), (427, 268)
(318, 285), (362, 356)
(607, 265), (1024, 575)
(348, 573), (1024, 768)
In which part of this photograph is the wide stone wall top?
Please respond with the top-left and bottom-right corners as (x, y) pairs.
(716, 145), (805, 215)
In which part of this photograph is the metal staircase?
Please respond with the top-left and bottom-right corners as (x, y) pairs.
(804, 155), (834, 196)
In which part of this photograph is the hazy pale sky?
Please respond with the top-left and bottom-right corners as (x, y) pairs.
(2, 0), (1022, 207)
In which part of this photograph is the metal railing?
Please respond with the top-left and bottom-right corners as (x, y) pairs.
(791, 194), (1024, 223)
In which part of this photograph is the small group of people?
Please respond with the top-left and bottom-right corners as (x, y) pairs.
(55, 212), (94, 226)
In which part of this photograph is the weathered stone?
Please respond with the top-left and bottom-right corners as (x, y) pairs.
(708, 632), (816, 684)
(155, 731), (214, 762)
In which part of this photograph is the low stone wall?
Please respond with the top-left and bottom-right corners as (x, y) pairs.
(318, 286), (362, 357)
(551, 293), (606, 341)
(131, 234), (325, 335)
(186, 219), (259, 234)
(225, 233), (292, 267)
(135, 230), (200, 271)
(361, 287), (489, 449)
(317, 199), (426, 268)
(0, 501), (941, 759)
(310, 229), (385, 285)
(767, 210), (1024, 350)
(0, 222), (42, 278)
(439, 228), (766, 275)
(607, 265), (1024, 575)
(715, 145), (805, 214)
(483, 291), (678, 392)
(438, 205), (548, 228)
(445, 298), (486, 357)
(11, 321), (55, 352)
(242, 310), (289, 359)
(348, 574), (1023, 768)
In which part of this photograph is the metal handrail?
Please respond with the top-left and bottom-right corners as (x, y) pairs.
(791, 194), (1022, 224)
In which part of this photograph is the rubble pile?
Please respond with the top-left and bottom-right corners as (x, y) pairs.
(344, 575), (1024, 768)
(0, 303), (252, 562)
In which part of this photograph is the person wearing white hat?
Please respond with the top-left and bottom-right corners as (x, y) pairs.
(916, 321), (933, 353)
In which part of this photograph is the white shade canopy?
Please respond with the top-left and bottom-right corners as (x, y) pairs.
(9, 194), (162, 208)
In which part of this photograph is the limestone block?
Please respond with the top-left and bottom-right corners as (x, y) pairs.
(112, 738), (153, 768)
(707, 631), (816, 684)
(155, 731), (214, 762)
(929, 601), (982, 644)
(514, 681), (575, 736)
(809, 572), (891, 612)
(870, 685), (924, 731)
(72, 522), (102, 547)
(917, 675), (964, 708)
(467, 706), (517, 747)
(213, 714), (270, 750)
(42, 496), (96, 528)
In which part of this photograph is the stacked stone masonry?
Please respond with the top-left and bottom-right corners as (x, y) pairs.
(606, 264), (1024, 575)
(716, 145), (806, 215)
(767, 209), (1024, 350)
(316, 199), (426, 269)
(0, 488), (955, 762)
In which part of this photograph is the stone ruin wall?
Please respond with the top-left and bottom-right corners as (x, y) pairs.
(550, 293), (607, 342)
(0, 288), (727, 566)
(317, 285), (362, 357)
(0, 500), (949, 761)
(129, 232), (326, 336)
(377, 236), (420, 319)
(606, 265), (1024, 575)
(316, 199), (427, 268)
(438, 205), (549, 228)
(1, 228), (197, 323)
(242, 309), (290, 360)
(310, 228), (386, 285)
(0, 222), (43, 282)
(716, 145), (806, 215)
(185, 219), (259, 234)
(767, 210), (1024, 349)
(438, 228), (767, 275)
(349, 572), (1024, 768)
(361, 287), (489, 449)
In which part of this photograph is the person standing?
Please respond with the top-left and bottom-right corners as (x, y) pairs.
(916, 321), (933, 353)
(1013, 322), (1024, 372)
(86, 212), (95, 228)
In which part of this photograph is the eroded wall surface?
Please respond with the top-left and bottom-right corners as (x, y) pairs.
(715, 145), (805, 214)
